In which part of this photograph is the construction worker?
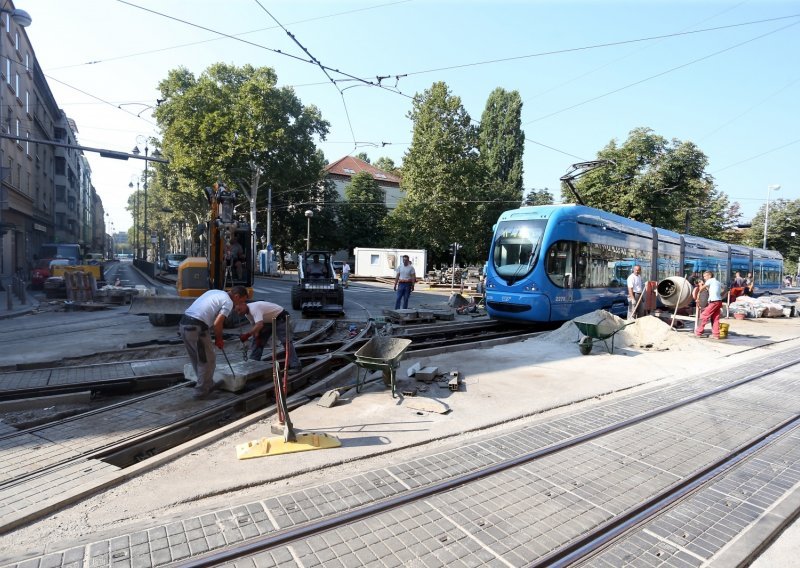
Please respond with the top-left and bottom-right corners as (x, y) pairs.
(237, 301), (302, 371)
(179, 286), (249, 399)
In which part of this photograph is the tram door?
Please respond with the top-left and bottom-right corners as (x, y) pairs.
(546, 242), (576, 320)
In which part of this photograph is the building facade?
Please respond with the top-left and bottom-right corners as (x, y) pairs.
(0, 1), (104, 281)
(324, 156), (403, 209)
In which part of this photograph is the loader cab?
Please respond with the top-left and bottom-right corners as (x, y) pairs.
(291, 250), (344, 315)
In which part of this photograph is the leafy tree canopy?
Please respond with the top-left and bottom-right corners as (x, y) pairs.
(390, 81), (485, 265)
(338, 172), (389, 254)
(523, 188), (555, 206)
(151, 63), (333, 254)
(572, 127), (739, 238)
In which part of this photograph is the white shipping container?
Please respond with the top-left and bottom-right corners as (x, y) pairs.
(353, 248), (427, 278)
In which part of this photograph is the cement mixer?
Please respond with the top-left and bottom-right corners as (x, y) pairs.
(657, 276), (693, 309)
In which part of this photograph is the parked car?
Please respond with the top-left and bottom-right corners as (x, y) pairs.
(162, 253), (188, 274)
(30, 258), (53, 289)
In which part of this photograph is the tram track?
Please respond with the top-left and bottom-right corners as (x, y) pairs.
(168, 349), (800, 568)
(0, 319), (535, 533)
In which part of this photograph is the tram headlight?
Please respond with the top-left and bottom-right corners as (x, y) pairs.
(523, 283), (538, 292)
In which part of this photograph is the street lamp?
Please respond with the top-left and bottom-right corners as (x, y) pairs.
(132, 138), (162, 263)
(128, 177), (140, 259)
(304, 210), (314, 250)
(763, 184), (781, 249)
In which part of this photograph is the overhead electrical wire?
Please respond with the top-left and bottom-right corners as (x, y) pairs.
(524, 19), (800, 125)
(50, 0), (412, 71)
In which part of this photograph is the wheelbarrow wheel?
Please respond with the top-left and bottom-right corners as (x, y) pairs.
(578, 336), (593, 356)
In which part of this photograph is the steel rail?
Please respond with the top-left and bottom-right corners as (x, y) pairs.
(536, 415), (800, 567)
(174, 354), (800, 567)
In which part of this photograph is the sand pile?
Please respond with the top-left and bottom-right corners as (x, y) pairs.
(538, 310), (698, 352)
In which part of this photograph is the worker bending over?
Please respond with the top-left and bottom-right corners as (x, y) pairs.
(238, 301), (302, 371)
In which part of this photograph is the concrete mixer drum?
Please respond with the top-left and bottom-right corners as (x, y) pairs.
(657, 276), (693, 309)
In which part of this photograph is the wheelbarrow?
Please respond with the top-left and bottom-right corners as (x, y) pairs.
(352, 336), (412, 398)
(574, 318), (634, 355)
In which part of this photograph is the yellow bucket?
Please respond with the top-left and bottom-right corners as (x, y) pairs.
(719, 322), (729, 339)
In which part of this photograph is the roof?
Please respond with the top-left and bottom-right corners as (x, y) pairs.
(325, 156), (401, 185)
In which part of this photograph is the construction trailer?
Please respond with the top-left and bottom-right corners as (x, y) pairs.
(353, 248), (427, 279)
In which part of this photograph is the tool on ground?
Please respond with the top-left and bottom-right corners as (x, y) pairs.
(220, 344), (236, 380)
(236, 317), (341, 459)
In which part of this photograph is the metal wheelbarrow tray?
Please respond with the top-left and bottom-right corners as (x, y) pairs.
(573, 317), (634, 355)
(353, 337), (412, 397)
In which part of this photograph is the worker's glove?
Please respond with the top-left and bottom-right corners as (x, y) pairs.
(214, 336), (224, 349)
(239, 332), (251, 343)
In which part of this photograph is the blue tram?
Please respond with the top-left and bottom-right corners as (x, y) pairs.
(484, 204), (783, 323)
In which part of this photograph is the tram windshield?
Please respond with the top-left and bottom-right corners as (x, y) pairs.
(492, 219), (546, 283)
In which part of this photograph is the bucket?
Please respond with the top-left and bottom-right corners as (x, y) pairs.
(719, 322), (729, 339)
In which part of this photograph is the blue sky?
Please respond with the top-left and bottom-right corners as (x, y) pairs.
(22, 0), (799, 235)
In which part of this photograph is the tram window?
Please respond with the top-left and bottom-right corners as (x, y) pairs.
(546, 240), (650, 289)
(492, 219), (546, 282)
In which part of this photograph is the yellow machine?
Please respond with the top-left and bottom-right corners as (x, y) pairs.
(130, 182), (254, 324)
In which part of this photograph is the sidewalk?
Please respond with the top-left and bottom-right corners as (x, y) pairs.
(0, 286), (37, 320)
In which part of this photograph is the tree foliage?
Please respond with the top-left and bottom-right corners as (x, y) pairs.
(373, 156), (401, 176)
(744, 199), (800, 274)
(572, 127), (739, 238)
(150, 63), (333, 255)
(475, 88), (525, 253)
(390, 82), (485, 265)
(523, 188), (555, 207)
(338, 172), (388, 253)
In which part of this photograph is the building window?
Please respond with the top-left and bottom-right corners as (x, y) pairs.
(4, 13), (9, 33)
(25, 52), (30, 72)
(5, 59), (9, 84)
(24, 91), (28, 114)
(14, 31), (19, 52)
(14, 72), (18, 94)
(25, 131), (29, 155)
(15, 118), (19, 137)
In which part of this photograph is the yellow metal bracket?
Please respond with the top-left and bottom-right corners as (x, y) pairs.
(236, 432), (341, 459)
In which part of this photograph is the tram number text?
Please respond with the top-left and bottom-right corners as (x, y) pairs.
(555, 295), (568, 302)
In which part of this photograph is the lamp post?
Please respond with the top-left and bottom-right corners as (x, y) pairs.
(128, 177), (140, 259)
(132, 138), (162, 263)
(304, 210), (314, 250)
(763, 184), (781, 249)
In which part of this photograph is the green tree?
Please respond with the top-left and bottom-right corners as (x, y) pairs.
(745, 200), (800, 270)
(475, 88), (525, 249)
(373, 156), (401, 176)
(523, 188), (554, 206)
(572, 127), (739, 238)
(389, 82), (484, 265)
(338, 172), (388, 253)
(152, 63), (332, 255)
(354, 152), (370, 164)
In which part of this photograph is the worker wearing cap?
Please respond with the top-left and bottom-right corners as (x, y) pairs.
(393, 255), (416, 309)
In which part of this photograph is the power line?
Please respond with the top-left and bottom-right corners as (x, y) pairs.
(387, 14), (800, 80)
(49, 1), (413, 71)
(524, 20), (800, 125)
